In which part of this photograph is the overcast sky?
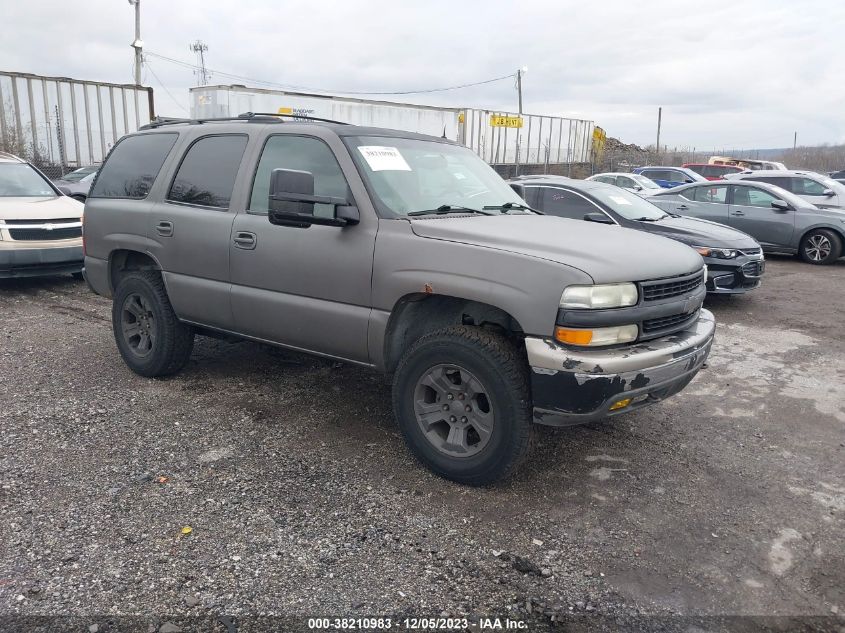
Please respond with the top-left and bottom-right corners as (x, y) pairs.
(2, 0), (843, 149)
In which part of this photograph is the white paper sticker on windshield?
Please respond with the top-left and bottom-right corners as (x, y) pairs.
(609, 195), (632, 205)
(358, 146), (412, 171)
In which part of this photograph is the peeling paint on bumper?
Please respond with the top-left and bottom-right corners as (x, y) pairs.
(526, 309), (715, 426)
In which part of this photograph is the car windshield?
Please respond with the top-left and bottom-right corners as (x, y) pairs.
(590, 185), (668, 220)
(631, 174), (662, 189)
(345, 136), (527, 217)
(0, 164), (56, 197)
(819, 176), (845, 195)
(61, 167), (96, 182)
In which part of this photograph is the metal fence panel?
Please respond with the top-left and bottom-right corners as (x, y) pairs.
(0, 71), (154, 178)
(459, 108), (594, 170)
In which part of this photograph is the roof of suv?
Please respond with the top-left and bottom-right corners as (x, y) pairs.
(0, 151), (26, 164)
(728, 170), (825, 179)
(139, 114), (456, 144)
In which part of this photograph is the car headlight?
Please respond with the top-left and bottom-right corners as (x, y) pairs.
(555, 324), (638, 347)
(560, 283), (638, 309)
(695, 246), (738, 259)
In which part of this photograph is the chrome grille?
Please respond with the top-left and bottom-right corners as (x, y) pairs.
(738, 247), (762, 256)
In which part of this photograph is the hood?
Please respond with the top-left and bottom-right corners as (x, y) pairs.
(634, 215), (759, 248)
(0, 196), (84, 221)
(409, 215), (704, 284)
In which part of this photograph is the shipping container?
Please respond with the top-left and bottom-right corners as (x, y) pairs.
(191, 85), (462, 140)
(189, 85), (594, 169)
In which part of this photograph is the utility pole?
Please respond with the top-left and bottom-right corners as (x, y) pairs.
(129, 0), (143, 86)
(514, 66), (527, 177)
(190, 40), (211, 86)
(656, 107), (662, 160)
(793, 131), (797, 150)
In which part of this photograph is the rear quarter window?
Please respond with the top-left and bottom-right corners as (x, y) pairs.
(89, 133), (178, 199)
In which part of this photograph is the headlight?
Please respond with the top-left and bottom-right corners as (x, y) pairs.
(695, 246), (738, 259)
(560, 283), (638, 309)
(555, 324), (638, 347)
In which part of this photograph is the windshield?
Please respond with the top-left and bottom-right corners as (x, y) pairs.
(61, 167), (97, 182)
(590, 185), (668, 220)
(819, 176), (845, 195)
(631, 174), (662, 189)
(0, 164), (56, 197)
(345, 136), (526, 217)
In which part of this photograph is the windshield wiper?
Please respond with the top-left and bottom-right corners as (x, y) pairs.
(482, 202), (543, 214)
(632, 216), (661, 222)
(407, 205), (494, 217)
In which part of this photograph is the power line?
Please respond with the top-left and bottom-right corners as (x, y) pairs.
(143, 60), (190, 114)
(144, 51), (516, 96)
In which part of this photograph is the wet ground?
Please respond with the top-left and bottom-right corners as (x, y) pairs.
(1, 256), (843, 632)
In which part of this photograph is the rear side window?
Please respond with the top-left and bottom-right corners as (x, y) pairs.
(752, 176), (792, 191)
(692, 185), (728, 203)
(89, 133), (178, 199)
(539, 187), (600, 220)
(167, 135), (248, 209)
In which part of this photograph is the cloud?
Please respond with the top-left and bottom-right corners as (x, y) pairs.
(2, 0), (842, 148)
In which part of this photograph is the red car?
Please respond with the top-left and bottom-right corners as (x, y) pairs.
(682, 163), (744, 180)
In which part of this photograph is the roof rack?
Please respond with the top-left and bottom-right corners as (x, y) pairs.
(140, 111), (348, 130)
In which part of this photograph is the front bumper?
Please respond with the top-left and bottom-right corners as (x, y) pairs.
(705, 255), (764, 294)
(526, 309), (715, 426)
(0, 244), (83, 278)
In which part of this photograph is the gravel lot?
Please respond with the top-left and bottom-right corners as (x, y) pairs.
(1, 257), (843, 632)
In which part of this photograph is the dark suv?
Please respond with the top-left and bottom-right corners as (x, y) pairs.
(82, 114), (715, 484)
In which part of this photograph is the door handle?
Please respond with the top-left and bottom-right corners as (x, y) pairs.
(676, 205), (689, 211)
(732, 210), (745, 216)
(233, 231), (257, 250)
(155, 220), (173, 237)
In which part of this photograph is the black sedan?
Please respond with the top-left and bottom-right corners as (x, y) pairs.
(510, 176), (764, 295)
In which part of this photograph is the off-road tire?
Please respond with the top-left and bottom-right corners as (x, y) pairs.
(112, 270), (194, 377)
(392, 325), (534, 486)
(799, 229), (842, 265)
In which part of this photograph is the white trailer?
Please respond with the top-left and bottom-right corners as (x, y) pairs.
(189, 85), (594, 168)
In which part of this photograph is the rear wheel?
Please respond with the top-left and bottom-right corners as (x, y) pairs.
(800, 229), (842, 265)
(112, 271), (194, 377)
(392, 326), (534, 486)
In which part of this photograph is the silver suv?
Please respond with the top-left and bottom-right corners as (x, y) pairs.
(82, 114), (715, 484)
(727, 169), (845, 209)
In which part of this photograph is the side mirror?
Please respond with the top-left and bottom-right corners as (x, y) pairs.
(268, 168), (358, 228)
(823, 188), (835, 197)
(584, 212), (614, 224)
(684, 178), (695, 183)
(633, 185), (643, 191)
(57, 186), (72, 196)
(771, 199), (791, 212)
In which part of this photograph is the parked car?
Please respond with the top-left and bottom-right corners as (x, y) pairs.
(650, 180), (845, 264)
(82, 114), (714, 485)
(828, 169), (845, 180)
(725, 170), (845, 210)
(586, 172), (663, 196)
(682, 163), (744, 180)
(632, 166), (707, 188)
(53, 169), (98, 201)
(512, 176), (764, 295)
(0, 152), (84, 279)
(57, 165), (98, 182)
(709, 156), (787, 171)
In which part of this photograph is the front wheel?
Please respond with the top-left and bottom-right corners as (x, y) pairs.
(800, 229), (842, 265)
(112, 270), (194, 377)
(392, 326), (534, 486)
